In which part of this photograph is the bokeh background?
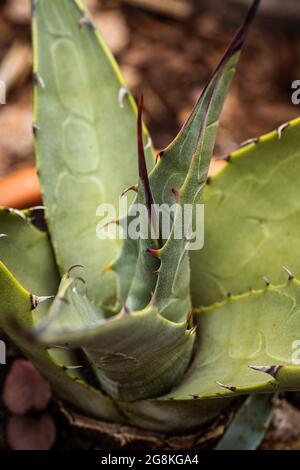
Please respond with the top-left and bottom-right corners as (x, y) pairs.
(0, 0), (299, 180)
(1, 0), (300, 450)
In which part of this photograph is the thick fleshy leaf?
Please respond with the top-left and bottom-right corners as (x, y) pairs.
(112, 0), (260, 322)
(215, 395), (275, 450)
(121, 396), (231, 433)
(0, 208), (59, 317)
(0, 208), (85, 376)
(32, 0), (154, 309)
(153, 0), (260, 323)
(0, 260), (126, 423)
(30, 277), (196, 402)
(161, 278), (300, 400)
(0, 209), (225, 431)
(191, 117), (300, 306)
(0, 259), (229, 432)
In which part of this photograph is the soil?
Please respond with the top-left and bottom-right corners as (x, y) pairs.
(0, 0), (300, 450)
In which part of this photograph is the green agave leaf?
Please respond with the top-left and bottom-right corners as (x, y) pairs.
(214, 395), (275, 450)
(32, 0), (154, 309)
(191, 117), (300, 306)
(121, 395), (231, 433)
(160, 278), (300, 400)
(111, 99), (160, 313)
(0, 207), (59, 318)
(0, 260), (124, 423)
(153, 0), (260, 323)
(0, 207), (75, 368)
(0, 214), (219, 429)
(0, 251), (223, 431)
(112, 0), (260, 322)
(0, 257), (226, 432)
(30, 276), (196, 402)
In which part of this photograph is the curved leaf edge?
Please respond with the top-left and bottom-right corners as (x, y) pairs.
(158, 276), (300, 402)
(210, 117), (300, 183)
(0, 259), (128, 423)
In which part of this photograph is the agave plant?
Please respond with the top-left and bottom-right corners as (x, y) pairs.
(1, 0), (300, 449)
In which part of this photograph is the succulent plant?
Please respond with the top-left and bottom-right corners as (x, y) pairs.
(1, 0), (300, 448)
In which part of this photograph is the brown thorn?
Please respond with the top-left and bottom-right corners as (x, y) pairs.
(278, 122), (290, 139)
(31, 0), (38, 16)
(240, 137), (259, 147)
(4, 207), (27, 221)
(121, 185), (138, 197)
(189, 394), (198, 399)
(118, 85), (128, 109)
(67, 264), (84, 275)
(189, 325), (197, 335)
(171, 187), (180, 201)
(33, 72), (45, 89)
(249, 364), (282, 379)
(146, 248), (161, 259)
(72, 276), (86, 285)
(186, 310), (193, 327)
(79, 14), (95, 29)
(62, 365), (84, 370)
(30, 294), (54, 310)
(155, 150), (164, 164)
(215, 381), (237, 392)
(282, 266), (294, 281)
(101, 262), (114, 276)
(99, 219), (120, 230)
(32, 123), (40, 135)
(118, 298), (130, 314)
(216, 154), (231, 162)
(150, 291), (157, 307)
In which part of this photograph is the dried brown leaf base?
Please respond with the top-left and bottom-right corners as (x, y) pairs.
(58, 398), (300, 450)
(57, 400), (234, 450)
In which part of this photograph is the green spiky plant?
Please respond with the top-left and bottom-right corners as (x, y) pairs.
(1, 0), (300, 449)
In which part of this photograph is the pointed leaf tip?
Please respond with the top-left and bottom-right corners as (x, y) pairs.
(201, 0), (260, 96)
(137, 96), (158, 237)
(222, 0), (260, 60)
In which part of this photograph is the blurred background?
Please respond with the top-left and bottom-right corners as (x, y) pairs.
(1, 0), (300, 450)
(0, 0), (299, 204)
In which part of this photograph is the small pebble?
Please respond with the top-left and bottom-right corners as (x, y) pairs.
(2, 359), (51, 415)
(6, 414), (56, 450)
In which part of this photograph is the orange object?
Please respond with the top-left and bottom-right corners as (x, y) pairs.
(0, 166), (41, 209)
(209, 158), (226, 177)
(0, 158), (224, 211)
